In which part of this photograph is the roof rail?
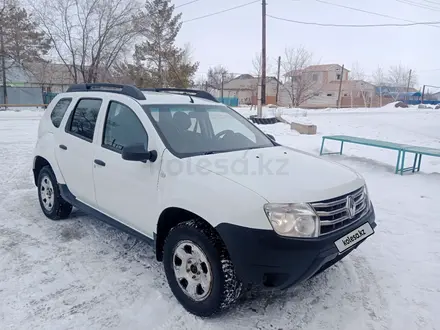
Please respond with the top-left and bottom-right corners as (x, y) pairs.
(66, 83), (146, 100)
(141, 88), (219, 103)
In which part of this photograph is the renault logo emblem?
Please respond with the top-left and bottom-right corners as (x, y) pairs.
(346, 196), (356, 219)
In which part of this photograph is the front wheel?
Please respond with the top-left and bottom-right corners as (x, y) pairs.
(163, 220), (242, 317)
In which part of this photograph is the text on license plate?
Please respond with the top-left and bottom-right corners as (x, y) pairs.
(334, 222), (374, 253)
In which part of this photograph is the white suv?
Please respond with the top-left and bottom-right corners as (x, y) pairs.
(32, 84), (376, 317)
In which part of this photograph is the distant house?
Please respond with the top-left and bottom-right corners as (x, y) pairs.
(2, 62), (112, 93)
(214, 74), (281, 105)
(280, 64), (351, 107)
(284, 64), (350, 86)
(431, 92), (440, 101)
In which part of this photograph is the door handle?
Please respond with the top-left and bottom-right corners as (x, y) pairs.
(59, 144), (67, 150)
(94, 159), (106, 167)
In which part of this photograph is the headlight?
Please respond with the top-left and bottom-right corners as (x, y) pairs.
(263, 203), (319, 238)
(363, 184), (370, 209)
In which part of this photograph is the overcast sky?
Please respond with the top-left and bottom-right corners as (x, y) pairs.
(174, 0), (440, 88)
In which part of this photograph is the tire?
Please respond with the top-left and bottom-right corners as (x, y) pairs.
(163, 220), (242, 317)
(37, 165), (72, 220)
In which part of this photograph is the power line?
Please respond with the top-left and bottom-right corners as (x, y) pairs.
(175, 0), (200, 9)
(422, 0), (440, 5)
(396, 0), (440, 11)
(316, 0), (440, 29)
(182, 0), (260, 23)
(267, 14), (440, 27)
(419, 68), (440, 72)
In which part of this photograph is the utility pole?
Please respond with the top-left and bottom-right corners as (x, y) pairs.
(406, 69), (412, 101)
(275, 56), (281, 104)
(421, 84), (425, 103)
(258, 0), (267, 117)
(221, 72), (224, 103)
(336, 64), (344, 108)
(0, 26), (8, 108)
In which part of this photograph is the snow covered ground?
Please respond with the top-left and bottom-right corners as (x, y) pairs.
(1, 107), (440, 330)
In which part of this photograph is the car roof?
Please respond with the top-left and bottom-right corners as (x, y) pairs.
(59, 90), (221, 106)
(139, 91), (220, 106)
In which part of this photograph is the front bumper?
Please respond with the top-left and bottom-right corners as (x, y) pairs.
(215, 205), (376, 289)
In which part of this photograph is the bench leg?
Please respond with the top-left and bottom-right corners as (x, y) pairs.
(340, 141), (344, 155)
(320, 138), (325, 155)
(417, 154), (422, 172)
(400, 151), (406, 175)
(395, 150), (401, 174)
(412, 154), (418, 173)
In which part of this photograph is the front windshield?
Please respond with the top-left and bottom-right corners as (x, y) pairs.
(142, 104), (274, 157)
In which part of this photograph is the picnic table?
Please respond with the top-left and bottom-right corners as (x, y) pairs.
(320, 135), (440, 175)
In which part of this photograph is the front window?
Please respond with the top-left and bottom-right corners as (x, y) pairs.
(143, 104), (274, 157)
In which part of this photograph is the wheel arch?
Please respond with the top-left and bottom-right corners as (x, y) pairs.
(33, 156), (51, 186)
(155, 207), (227, 262)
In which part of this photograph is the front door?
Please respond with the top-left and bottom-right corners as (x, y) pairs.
(55, 98), (104, 206)
(92, 98), (160, 237)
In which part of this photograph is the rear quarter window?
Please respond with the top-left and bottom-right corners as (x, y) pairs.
(50, 98), (72, 128)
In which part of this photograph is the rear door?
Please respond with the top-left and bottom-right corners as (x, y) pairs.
(55, 97), (104, 206)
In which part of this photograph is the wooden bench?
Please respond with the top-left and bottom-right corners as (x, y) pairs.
(319, 135), (440, 175)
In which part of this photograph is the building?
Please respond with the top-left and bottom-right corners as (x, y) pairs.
(1, 61), (112, 93)
(280, 64), (351, 108)
(214, 74), (281, 105)
(431, 92), (440, 101)
(284, 64), (349, 85)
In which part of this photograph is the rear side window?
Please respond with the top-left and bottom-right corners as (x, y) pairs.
(67, 99), (102, 142)
(50, 98), (71, 128)
(102, 101), (148, 152)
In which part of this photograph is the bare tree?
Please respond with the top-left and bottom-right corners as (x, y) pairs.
(387, 64), (417, 88)
(371, 66), (386, 106)
(349, 62), (366, 81)
(207, 65), (234, 88)
(371, 66), (386, 85)
(281, 46), (318, 107)
(31, 0), (141, 84)
(347, 62), (370, 107)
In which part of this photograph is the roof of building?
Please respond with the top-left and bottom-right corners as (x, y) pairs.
(285, 64), (351, 77)
(323, 80), (375, 91)
(305, 64), (350, 72)
(3, 61), (112, 85)
(222, 75), (280, 90)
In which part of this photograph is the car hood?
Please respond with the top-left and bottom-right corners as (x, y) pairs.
(189, 146), (364, 203)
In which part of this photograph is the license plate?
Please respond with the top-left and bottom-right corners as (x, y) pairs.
(334, 222), (374, 253)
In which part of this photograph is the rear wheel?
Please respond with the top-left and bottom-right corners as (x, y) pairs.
(37, 166), (72, 220)
(163, 220), (242, 317)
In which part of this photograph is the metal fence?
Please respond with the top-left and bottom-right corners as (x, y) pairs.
(406, 100), (440, 105)
(217, 97), (239, 107)
(0, 87), (43, 105)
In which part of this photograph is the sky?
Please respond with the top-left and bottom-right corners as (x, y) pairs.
(174, 0), (440, 89)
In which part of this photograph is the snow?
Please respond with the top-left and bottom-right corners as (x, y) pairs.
(1, 108), (440, 329)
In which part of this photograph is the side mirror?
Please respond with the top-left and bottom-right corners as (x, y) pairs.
(266, 134), (276, 142)
(122, 143), (157, 163)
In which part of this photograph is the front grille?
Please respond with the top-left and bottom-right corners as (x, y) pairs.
(310, 187), (368, 235)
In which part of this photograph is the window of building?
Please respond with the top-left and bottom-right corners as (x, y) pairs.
(50, 98), (72, 128)
(67, 99), (102, 142)
(312, 73), (318, 82)
(327, 93), (333, 97)
(336, 74), (341, 80)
